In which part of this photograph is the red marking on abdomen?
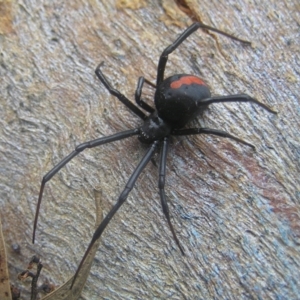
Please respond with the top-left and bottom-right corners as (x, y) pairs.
(170, 76), (206, 89)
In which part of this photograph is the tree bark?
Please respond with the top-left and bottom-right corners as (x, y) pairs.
(0, 0), (299, 299)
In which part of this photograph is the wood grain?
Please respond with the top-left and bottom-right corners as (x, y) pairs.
(0, 0), (299, 299)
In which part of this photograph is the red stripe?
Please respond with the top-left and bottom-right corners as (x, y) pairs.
(170, 76), (206, 89)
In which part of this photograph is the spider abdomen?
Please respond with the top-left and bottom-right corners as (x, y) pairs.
(155, 74), (211, 128)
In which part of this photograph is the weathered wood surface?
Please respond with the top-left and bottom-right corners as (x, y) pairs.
(0, 0), (299, 299)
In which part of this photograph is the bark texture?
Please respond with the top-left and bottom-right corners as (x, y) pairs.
(0, 0), (299, 299)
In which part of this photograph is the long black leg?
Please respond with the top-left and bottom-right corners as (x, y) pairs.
(32, 129), (140, 243)
(159, 137), (185, 254)
(95, 63), (147, 120)
(172, 128), (255, 149)
(198, 94), (277, 114)
(156, 22), (251, 86)
(70, 141), (159, 289)
(144, 78), (156, 88)
(135, 76), (155, 113)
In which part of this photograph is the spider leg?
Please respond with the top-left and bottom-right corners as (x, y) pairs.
(172, 128), (255, 149)
(32, 129), (140, 243)
(70, 140), (159, 289)
(159, 137), (185, 255)
(95, 63), (147, 120)
(135, 76), (155, 113)
(198, 94), (277, 114)
(156, 22), (251, 86)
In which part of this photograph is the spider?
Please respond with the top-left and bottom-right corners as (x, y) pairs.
(32, 22), (276, 287)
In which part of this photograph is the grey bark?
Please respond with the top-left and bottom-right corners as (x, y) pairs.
(0, 0), (299, 299)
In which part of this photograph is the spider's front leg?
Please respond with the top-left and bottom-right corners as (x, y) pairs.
(32, 129), (139, 243)
(71, 141), (159, 289)
(159, 137), (185, 254)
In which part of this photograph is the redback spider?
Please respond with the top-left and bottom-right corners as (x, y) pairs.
(32, 22), (277, 287)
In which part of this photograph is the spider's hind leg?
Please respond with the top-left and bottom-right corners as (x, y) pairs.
(156, 22), (251, 86)
(159, 137), (185, 255)
(198, 94), (277, 114)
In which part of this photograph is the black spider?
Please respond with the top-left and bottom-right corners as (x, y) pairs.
(32, 22), (276, 287)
